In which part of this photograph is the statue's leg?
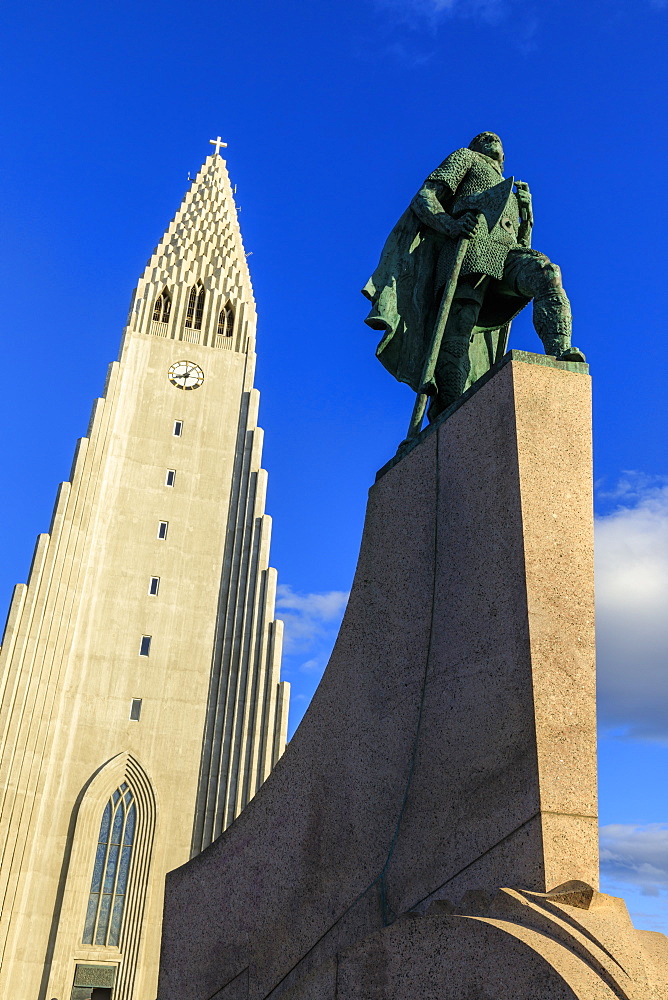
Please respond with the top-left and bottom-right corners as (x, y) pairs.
(429, 285), (484, 422)
(502, 250), (585, 361)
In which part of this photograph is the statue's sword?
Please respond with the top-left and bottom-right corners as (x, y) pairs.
(405, 176), (515, 442)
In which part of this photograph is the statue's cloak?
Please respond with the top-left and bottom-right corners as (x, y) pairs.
(362, 153), (531, 393)
(362, 207), (444, 392)
(362, 208), (529, 392)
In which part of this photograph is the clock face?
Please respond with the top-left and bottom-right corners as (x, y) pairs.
(168, 361), (204, 390)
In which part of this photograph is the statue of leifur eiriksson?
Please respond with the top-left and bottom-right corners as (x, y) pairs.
(362, 132), (585, 430)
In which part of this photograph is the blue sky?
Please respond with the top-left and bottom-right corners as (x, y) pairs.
(1, 0), (667, 931)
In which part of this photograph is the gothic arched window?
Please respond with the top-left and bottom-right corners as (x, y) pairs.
(217, 302), (235, 338)
(152, 290), (171, 324)
(82, 783), (136, 947)
(185, 283), (205, 330)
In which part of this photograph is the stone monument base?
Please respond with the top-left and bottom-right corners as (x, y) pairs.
(157, 353), (667, 1000)
(336, 881), (668, 1000)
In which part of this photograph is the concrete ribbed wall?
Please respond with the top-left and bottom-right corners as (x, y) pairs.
(0, 154), (288, 1000)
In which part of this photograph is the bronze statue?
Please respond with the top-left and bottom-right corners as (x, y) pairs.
(362, 132), (585, 434)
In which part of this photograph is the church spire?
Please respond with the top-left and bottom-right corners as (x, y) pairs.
(0, 141), (288, 998)
(129, 148), (255, 353)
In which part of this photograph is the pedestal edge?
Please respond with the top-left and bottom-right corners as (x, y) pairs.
(376, 351), (589, 482)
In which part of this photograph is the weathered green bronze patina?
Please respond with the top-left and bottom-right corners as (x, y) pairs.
(362, 132), (585, 430)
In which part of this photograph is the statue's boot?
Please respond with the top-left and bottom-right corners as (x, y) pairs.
(542, 334), (587, 364)
(428, 341), (469, 422)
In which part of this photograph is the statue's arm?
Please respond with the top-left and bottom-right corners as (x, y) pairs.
(411, 181), (478, 239)
(516, 180), (533, 248)
(518, 217), (533, 248)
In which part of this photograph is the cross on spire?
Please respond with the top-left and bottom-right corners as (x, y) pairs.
(209, 136), (228, 156)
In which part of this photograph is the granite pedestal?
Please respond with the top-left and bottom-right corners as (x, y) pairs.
(157, 352), (667, 999)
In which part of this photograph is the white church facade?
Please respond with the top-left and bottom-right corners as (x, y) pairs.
(0, 146), (289, 999)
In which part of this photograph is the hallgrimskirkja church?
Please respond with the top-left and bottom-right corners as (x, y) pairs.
(0, 144), (290, 999)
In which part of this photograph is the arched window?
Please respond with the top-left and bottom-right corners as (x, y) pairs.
(82, 783), (136, 947)
(185, 283), (205, 330)
(152, 290), (171, 324)
(217, 302), (235, 338)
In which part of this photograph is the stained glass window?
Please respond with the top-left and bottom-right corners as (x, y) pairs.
(83, 784), (136, 946)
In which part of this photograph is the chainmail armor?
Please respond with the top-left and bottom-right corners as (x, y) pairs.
(427, 147), (524, 282)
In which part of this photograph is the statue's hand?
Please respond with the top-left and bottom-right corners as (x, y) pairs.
(450, 211), (479, 239)
(515, 180), (534, 226)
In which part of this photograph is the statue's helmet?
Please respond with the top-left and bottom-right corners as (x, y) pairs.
(468, 132), (503, 150)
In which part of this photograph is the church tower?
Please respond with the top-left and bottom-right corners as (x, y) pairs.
(0, 146), (290, 999)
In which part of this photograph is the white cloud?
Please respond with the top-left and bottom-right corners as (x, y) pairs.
(374, 0), (662, 32)
(299, 657), (323, 674)
(600, 824), (668, 897)
(276, 585), (349, 621)
(275, 584), (349, 658)
(374, 0), (505, 24)
(385, 0), (500, 11)
(597, 471), (668, 505)
(595, 480), (668, 742)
